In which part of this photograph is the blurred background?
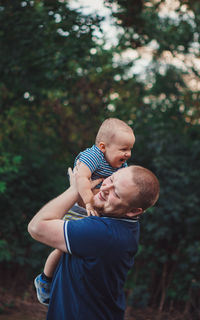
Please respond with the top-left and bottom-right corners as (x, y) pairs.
(0, 0), (199, 319)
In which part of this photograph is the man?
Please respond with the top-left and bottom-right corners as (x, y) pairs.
(28, 165), (159, 320)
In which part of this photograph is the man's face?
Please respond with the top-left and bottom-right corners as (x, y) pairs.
(93, 167), (138, 217)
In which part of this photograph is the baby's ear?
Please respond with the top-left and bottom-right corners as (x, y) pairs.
(126, 208), (143, 219)
(98, 142), (106, 153)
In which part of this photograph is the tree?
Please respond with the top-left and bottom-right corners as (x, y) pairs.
(1, 1), (200, 316)
(0, 0), (104, 271)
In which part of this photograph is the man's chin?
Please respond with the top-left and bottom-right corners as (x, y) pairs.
(93, 204), (104, 216)
(93, 205), (114, 217)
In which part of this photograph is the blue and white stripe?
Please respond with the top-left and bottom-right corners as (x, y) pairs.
(74, 145), (127, 184)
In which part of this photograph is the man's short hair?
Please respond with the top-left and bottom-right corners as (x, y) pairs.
(129, 166), (160, 211)
(95, 118), (134, 145)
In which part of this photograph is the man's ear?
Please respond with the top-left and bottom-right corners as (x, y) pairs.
(98, 142), (106, 153)
(125, 208), (143, 219)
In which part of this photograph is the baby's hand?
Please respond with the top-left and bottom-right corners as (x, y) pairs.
(86, 203), (98, 217)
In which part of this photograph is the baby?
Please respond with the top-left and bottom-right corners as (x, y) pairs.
(75, 117), (135, 215)
(34, 118), (135, 305)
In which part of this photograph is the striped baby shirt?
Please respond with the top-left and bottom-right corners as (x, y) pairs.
(74, 144), (127, 188)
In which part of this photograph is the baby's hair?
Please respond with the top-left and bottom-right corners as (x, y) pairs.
(95, 118), (134, 145)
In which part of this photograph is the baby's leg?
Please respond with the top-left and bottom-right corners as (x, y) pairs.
(44, 248), (63, 278)
(34, 249), (63, 305)
(44, 249), (63, 278)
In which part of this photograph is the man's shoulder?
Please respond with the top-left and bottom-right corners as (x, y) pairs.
(67, 216), (111, 233)
(65, 216), (113, 257)
(101, 216), (139, 230)
(65, 212), (139, 240)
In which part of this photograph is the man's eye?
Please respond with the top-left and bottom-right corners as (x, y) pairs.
(114, 190), (120, 198)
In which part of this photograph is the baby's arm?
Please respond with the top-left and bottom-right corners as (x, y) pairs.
(76, 162), (98, 216)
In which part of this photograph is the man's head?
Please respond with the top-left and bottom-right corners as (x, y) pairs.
(93, 165), (160, 218)
(95, 118), (135, 168)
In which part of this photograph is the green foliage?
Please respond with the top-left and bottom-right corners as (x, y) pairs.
(0, 153), (22, 192)
(0, 0), (102, 97)
(0, 0), (104, 271)
(0, 239), (11, 262)
(0, 0), (200, 316)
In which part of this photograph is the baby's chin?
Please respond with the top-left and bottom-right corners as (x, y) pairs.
(119, 158), (126, 165)
(112, 160), (126, 168)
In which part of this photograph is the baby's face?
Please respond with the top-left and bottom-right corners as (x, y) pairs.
(104, 130), (135, 168)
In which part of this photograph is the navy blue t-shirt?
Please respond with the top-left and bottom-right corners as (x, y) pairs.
(47, 214), (140, 320)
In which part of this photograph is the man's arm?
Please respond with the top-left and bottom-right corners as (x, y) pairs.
(28, 185), (78, 252)
(28, 167), (102, 252)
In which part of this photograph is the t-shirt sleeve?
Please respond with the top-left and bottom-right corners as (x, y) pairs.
(75, 147), (101, 173)
(64, 217), (111, 257)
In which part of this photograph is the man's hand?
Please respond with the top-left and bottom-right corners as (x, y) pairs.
(68, 164), (103, 191)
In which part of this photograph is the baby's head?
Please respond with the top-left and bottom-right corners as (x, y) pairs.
(95, 118), (135, 168)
